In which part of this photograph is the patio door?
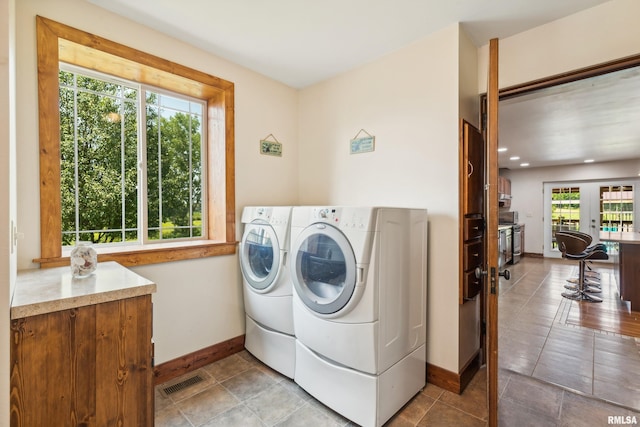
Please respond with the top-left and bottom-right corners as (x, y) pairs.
(543, 180), (637, 257)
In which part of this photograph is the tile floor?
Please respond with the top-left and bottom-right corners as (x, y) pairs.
(155, 257), (640, 426)
(499, 257), (640, 411)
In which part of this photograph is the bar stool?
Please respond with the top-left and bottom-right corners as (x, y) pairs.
(560, 231), (602, 290)
(555, 231), (607, 303)
(563, 230), (606, 281)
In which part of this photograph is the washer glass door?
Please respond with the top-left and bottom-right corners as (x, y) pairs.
(292, 223), (356, 314)
(240, 221), (281, 291)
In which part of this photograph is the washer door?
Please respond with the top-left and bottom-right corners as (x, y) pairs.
(292, 223), (356, 314)
(240, 221), (281, 292)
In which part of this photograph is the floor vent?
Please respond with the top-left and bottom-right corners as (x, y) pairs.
(162, 374), (204, 396)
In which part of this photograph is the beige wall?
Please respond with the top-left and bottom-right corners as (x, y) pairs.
(478, 0), (640, 90)
(298, 24), (463, 371)
(457, 27), (481, 371)
(15, 0), (300, 364)
(1, 0), (15, 424)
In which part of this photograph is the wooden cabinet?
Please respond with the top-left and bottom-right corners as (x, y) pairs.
(11, 295), (154, 427)
(10, 262), (155, 427)
(498, 176), (511, 208)
(460, 120), (485, 303)
(619, 242), (640, 311)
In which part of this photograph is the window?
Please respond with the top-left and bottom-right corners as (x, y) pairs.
(60, 67), (206, 245)
(36, 16), (236, 267)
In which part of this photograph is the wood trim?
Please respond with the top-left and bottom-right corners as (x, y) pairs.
(427, 353), (481, 394)
(499, 54), (640, 100)
(35, 16), (236, 266)
(458, 119), (466, 305)
(486, 38), (500, 427)
(34, 241), (238, 269)
(37, 16), (63, 260)
(523, 252), (543, 258)
(459, 352), (481, 393)
(153, 335), (245, 385)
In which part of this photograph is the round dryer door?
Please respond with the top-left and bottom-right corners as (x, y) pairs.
(240, 221), (281, 291)
(292, 223), (357, 314)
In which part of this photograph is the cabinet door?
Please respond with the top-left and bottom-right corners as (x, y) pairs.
(460, 120), (486, 303)
(10, 295), (153, 427)
(463, 121), (485, 215)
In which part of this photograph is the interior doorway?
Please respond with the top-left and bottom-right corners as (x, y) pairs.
(496, 53), (640, 420)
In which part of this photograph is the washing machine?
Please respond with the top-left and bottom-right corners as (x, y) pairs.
(240, 206), (295, 378)
(289, 206), (428, 427)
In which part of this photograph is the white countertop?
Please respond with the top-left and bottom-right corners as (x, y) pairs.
(11, 261), (157, 320)
(599, 231), (640, 244)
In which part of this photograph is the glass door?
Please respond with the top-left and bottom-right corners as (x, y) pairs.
(544, 181), (637, 258)
(544, 185), (585, 258)
(240, 222), (281, 291)
(600, 184), (635, 255)
(291, 223), (356, 315)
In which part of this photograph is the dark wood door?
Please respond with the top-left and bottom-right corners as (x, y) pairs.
(464, 120), (485, 215)
(460, 120), (485, 302)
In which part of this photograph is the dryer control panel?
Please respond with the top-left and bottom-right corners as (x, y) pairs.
(312, 207), (340, 223)
(310, 207), (372, 230)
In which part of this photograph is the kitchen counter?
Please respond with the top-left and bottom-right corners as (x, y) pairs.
(599, 231), (640, 244)
(11, 261), (156, 319)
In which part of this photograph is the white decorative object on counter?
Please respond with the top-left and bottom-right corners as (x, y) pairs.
(70, 242), (97, 278)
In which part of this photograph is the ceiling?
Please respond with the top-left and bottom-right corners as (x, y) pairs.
(87, 0), (640, 169)
(499, 66), (640, 169)
(88, 0), (610, 88)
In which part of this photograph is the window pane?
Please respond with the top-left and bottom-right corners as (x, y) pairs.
(77, 74), (119, 96)
(146, 90), (204, 241)
(60, 68), (139, 245)
(600, 185), (634, 232)
(550, 187), (580, 249)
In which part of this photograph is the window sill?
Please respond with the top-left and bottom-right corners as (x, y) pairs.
(34, 240), (238, 269)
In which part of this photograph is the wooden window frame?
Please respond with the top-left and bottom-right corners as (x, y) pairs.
(34, 16), (236, 268)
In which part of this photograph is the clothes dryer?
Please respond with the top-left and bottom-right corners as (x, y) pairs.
(240, 206), (294, 378)
(289, 206), (428, 427)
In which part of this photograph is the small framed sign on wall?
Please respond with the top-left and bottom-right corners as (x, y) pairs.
(350, 129), (375, 154)
(260, 134), (282, 157)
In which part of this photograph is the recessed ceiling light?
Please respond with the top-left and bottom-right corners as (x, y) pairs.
(584, 159), (595, 163)
(520, 163), (530, 167)
(498, 147), (507, 152)
(510, 156), (520, 161)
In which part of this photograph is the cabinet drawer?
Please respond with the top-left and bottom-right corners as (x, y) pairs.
(464, 218), (484, 240)
(464, 269), (482, 300)
(464, 240), (484, 271)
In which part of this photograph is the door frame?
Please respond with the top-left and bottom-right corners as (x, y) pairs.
(486, 48), (640, 427)
(485, 38), (500, 427)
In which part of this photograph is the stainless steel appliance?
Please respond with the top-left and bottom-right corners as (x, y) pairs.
(499, 211), (518, 225)
(512, 224), (523, 264)
(499, 226), (513, 266)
